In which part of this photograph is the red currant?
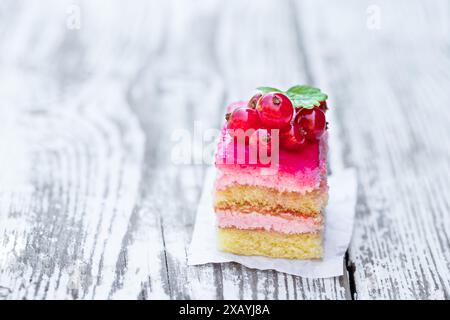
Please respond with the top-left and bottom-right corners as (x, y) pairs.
(247, 93), (262, 109)
(295, 107), (326, 140)
(256, 92), (294, 129)
(318, 100), (328, 112)
(280, 124), (306, 151)
(226, 107), (262, 139)
(226, 100), (247, 114)
(249, 129), (272, 156)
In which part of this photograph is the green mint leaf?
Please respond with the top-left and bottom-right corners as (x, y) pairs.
(286, 85), (328, 109)
(256, 86), (282, 94)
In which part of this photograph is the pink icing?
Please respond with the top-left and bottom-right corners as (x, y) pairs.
(216, 210), (323, 234)
(215, 127), (324, 173)
(215, 166), (325, 193)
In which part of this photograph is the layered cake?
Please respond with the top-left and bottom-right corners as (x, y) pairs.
(214, 85), (328, 259)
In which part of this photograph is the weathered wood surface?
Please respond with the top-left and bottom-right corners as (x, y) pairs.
(0, 0), (448, 300)
(299, 0), (450, 299)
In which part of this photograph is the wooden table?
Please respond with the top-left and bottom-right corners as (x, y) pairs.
(0, 0), (449, 300)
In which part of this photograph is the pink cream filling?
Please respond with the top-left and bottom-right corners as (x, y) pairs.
(216, 210), (323, 234)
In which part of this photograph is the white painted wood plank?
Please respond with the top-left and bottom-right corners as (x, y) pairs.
(297, 0), (450, 299)
(0, 0), (166, 299)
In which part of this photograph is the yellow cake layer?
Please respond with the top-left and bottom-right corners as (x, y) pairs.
(218, 228), (323, 259)
(214, 184), (328, 217)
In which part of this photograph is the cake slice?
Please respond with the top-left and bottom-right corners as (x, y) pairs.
(214, 86), (329, 259)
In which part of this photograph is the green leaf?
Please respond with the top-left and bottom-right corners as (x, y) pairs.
(286, 85), (328, 109)
(256, 86), (282, 94)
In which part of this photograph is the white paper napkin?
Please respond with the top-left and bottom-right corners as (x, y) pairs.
(188, 167), (357, 278)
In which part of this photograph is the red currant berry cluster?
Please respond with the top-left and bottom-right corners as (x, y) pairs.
(280, 105), (327, 151)
(225, 90), (327, 152)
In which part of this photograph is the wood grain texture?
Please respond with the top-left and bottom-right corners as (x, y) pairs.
(1, 0), (449, 300)
(297, 0), (450, 299)
(0, 0), (347, 299)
